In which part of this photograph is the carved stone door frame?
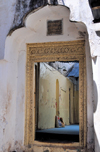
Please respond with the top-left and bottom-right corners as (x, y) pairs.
(24, 40), (87, 149)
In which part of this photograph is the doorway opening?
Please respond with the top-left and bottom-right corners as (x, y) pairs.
(35, 61), (79, 143)
(25, 41), (86, 148)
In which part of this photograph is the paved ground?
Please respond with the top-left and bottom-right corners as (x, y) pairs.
(36, 125), (79, 143)
(36, 125), (79, 135)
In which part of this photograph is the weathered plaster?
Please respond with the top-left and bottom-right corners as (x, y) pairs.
(38, 63), (73, 129)
(13, 0), (47, 27)
(0, 0), (99, 151)
(0, 0), (16, 59)
(0, 5), (88, 151)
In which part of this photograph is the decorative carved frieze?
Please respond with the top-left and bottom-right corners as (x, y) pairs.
(28, 41), (85, 56)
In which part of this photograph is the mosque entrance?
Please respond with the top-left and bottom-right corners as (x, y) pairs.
(25, 40), (86, 148)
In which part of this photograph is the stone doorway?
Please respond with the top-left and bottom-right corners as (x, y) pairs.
(24, 40), (86, 149)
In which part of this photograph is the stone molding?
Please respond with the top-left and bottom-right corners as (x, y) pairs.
(25, 40), (86, 149)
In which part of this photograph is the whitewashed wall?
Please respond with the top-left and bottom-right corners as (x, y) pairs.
(38, 63), (73, 129)
(0, 0), (99, 151)
(0, 0), (16, 59)
(0, 0), (47, 59)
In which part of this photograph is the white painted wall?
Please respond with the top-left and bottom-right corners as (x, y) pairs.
(0, 0), (16, 59)
(38, 63), (73, 129)
(0, 6), (87, 151)
(0, 2), (97, 151)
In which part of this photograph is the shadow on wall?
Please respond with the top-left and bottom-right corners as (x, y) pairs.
(93, 56), (98, 113)
(12, 0), (65, 30)
(13, 0), (48, 28)
(48, 0), (58, 5)
(12, 0), (59, 28)
(48, 0), (65, 5)
(93, 73), (100, 151)
(93, 80), (98, 113)
(50, 0), (65, 5)
(94, 130), (100, 152)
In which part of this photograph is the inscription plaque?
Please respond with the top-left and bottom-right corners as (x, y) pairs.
(47, 19), (63, 35)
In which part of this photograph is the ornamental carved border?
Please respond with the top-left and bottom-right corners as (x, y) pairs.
(24, 40), (86, 148)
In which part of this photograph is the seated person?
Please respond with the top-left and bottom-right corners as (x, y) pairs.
(60, 117), (65, 127)
(55, 116), (65, 128)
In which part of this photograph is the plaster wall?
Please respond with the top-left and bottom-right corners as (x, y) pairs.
(92, 57), (100, 152)
(38, 63), (73, 129)
(60, 79), (73, 125)
(0, 40), (19, 151)
(0, 4), (94, 152)
(0, 0), (48, 59)
(85, 35), (94, 151)
(0, 0), (99, 58)
(0, 0), (16, 59)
